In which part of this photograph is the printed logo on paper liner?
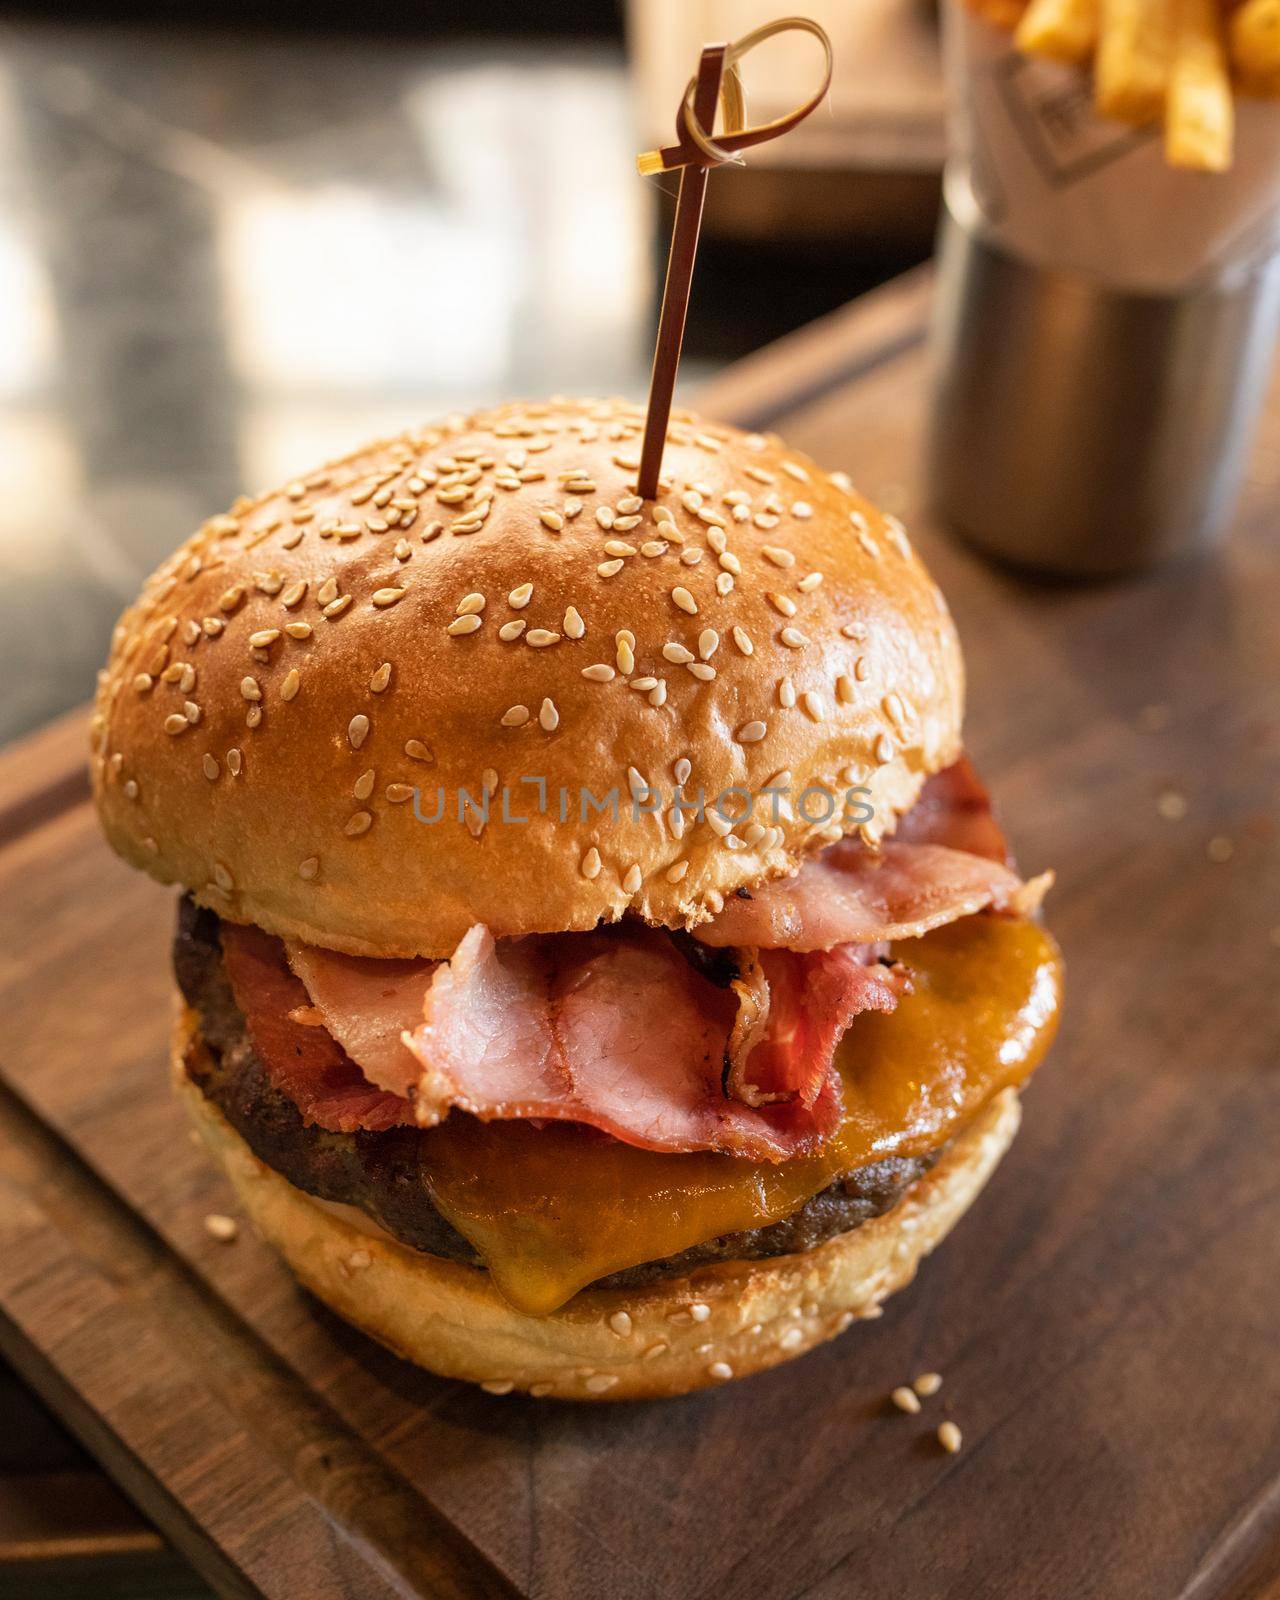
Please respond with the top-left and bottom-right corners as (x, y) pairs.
(993, 51), (1155, 187)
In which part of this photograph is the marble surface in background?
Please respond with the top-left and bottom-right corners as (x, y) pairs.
(0, 23), (668, 744)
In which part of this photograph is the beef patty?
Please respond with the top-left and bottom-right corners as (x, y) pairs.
(173, 895), (937, 1291)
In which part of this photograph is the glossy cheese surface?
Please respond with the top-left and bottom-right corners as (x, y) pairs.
(415, 915), (1063, 1314)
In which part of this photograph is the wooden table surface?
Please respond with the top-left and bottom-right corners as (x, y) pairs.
(1, 266), (1278, 1600)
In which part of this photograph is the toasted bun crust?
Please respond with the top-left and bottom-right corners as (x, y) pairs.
(174, 1006), (1017, 1400)
(94, 401), (962, 958)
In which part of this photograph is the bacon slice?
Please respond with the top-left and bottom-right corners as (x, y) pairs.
(698, 840), (1024, 952)
(401, 924), (854, 1161)
(283, 942), (433, 1099)
(894, 753), (1011, 863)
(728, 947), (903, 1107)
(220, 924), (412, 1133)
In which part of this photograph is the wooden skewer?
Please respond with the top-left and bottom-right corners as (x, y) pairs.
(634, 17), (834, 502)
(636, 44), (726, 503)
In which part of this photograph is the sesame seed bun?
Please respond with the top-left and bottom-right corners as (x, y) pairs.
(94, 400), (962, 959)
(174, 1005), (1018, 1400)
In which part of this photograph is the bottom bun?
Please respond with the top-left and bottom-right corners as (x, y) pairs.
(174, 1004), (1020, 1400)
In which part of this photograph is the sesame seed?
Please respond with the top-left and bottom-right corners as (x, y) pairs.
(178, 664), (196, 693)
(718, 551), (741, 575)
(539, 698), (559, 732)
(317, 577), (339, 606)
(404, 739), (433, 762)
(779, 1326), (804, 1349)
(604, 539), (637, 557)
(584, 1374), (619, 1393)
(672, 586), (697, 615)
(563, 606), (585, 639)
(218, 586), (244, 613)
(526, 628), (560, 648)
(508, 583), (533, 609)
(348, 714), (370, 750)
(226, 748), (243, 775)
(447, 615), (482, 636)
(344, 811), (373, 837)
(836, 675), (855, 704)
(914, 1372), (943, 1397)
(323, 595), (352, 619)
(539, 508), (564, 532)
(744, 463), (774, 484)
(285, 622), (312, 640)
(249, 626), (280, 649)
(281, 668), (301, 701)
(202, 754), (220, 781)
(370, 662), (392, 692)
(858, 530), (882, 561)
(298, 856), (319, 880)
(163, 713), (189, 736)
(245, 706), (262, 729)
(353, 769), (375, 801)
(205, 1213), (238, 1242)
(213, 862), (234, 892)
(609, 1311), (633, 1337)
(385, 784), (413, 803)
(597, 559), (624, 578)
(1207, 835), (1234, 862)
(687, 662), (716, 682)
(1157, 790), (1187, 820)
(792, 500), (813, 519)
(123, 780), (139, 799)
(779, 678), (796, 709)
(854, 656), (871, 681)
(679, 547), (702, 565)
(622, 863), (642, 894)
(937, 1422), (963, 1454)
(499, 620), (526, 641)
(595, 506), (615, 530)
(663, 643), (694, 665)
(630, 676), (658, 692)
(616, 494), (642, 514)
(456, 593), (486, 615)
(780, 627), (809, 649)
(766, 591), (797, 617)
(698, 628), (719, 660)
(732, 626), (754, 656)
(690, 1302), (711, 1322)
(240, 676), (262, 702)
(667, 859), (689, 882)
(133, 673), (154, 694)
(581, 847), (602, 880)
(798, 571), (823, 592)
(875, 733), (895, 763)
(582, 663), (615, 682)
(674, 758), (692, 784)
(708, 1362), (733, 1382)
(501, 704), (530, 727)
(737, 720), (767, 744)
(782, 461), (809, 482)
(641, 540), (668, 558)
(891, 1386), (921, 1414)
(481, 1380), (515, 1396)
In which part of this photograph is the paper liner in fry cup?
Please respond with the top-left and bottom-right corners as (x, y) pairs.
(943, 0), (1280, 292)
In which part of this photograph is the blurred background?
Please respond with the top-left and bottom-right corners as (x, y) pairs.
(0, 2), (943, 1593)
(0, 0), (945, 749)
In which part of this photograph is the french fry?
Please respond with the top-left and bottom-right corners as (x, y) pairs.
(968, 0), (1031, 27)
(1229, 0), (1280, 84)
(1096, 0), (1175, 123)
(1015, 0), (1101, 63)
(1166, 0), (1234, 168)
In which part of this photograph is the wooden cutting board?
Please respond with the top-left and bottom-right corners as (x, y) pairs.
(2, 267), (1278, 1600)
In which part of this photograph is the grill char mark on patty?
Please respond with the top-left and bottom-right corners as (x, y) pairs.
(174, 895), (935, 1290)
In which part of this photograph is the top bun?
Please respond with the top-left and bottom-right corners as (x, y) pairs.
(92, 399), (963, 958)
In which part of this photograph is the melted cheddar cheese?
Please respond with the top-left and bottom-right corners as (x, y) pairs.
(415, 915), (1062, 1315)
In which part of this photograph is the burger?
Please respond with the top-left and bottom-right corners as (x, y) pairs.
(91, 398), (1061, 1400)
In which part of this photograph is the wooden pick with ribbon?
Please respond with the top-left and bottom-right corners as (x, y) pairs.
(635, 17), (834, 502)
